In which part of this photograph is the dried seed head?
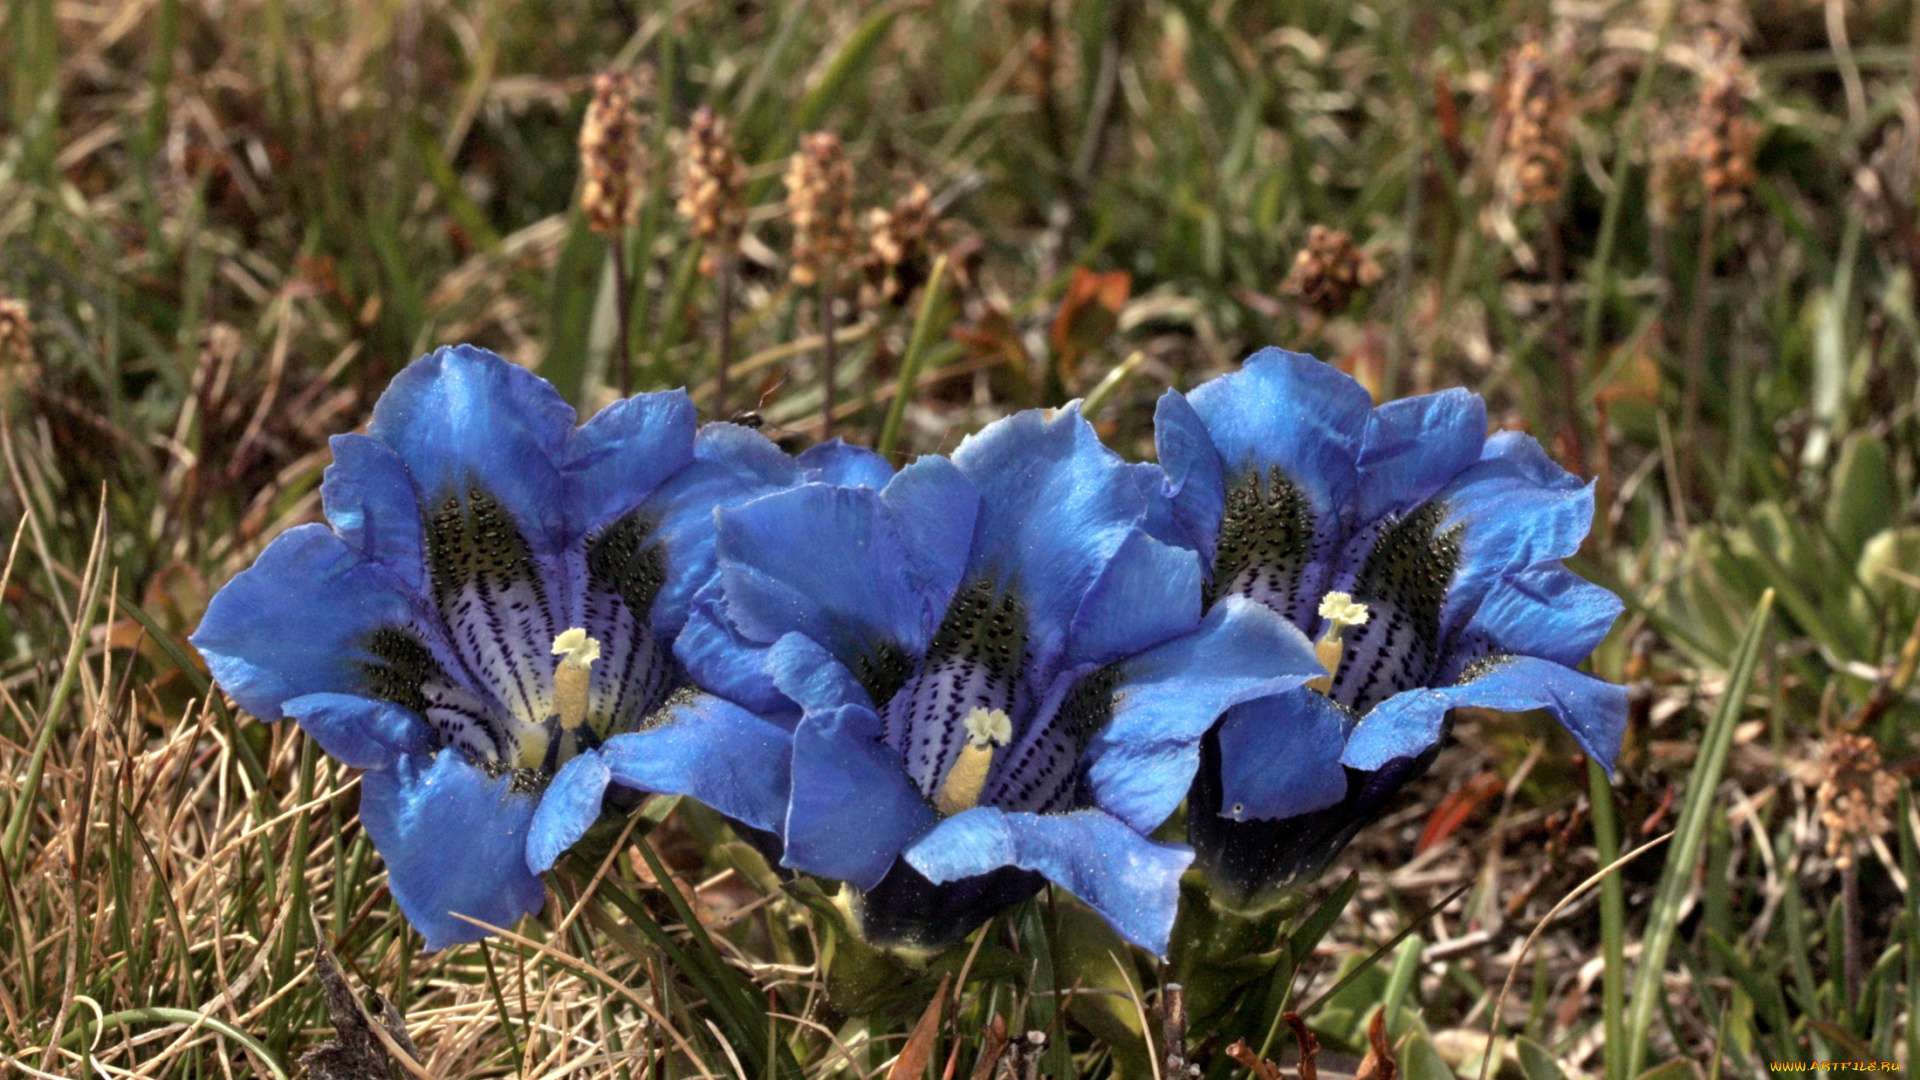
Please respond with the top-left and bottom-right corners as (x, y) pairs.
(1687, 35), (1759, 212)
(1281, 225), (1382, 317)
(1495, 39), (1570, 209)
(1800, 732), (1898, 869)
(677, 106), (748, 273)
(860, 182), (939, 308)
(785, 132), (858, 288)
(579, 71), (649, 234)
(0, 298), (31, 369)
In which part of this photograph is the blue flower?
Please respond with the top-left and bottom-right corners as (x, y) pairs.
(1156, 348), (1628, 906)
(580, 405), (1323, 955)
(190, 346), (859, 949)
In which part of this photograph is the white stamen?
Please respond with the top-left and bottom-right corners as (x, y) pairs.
(962, 705), (1013, 749)
(551, 628), (602, 730)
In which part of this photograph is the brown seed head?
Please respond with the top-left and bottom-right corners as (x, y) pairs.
(677, 106), (748, 273)
(1281, 225), (1382, 317)
(580, 71), (649, 234)
(1495, 39), (1570, 209)
(1799, 732), (1898, 869)
(860, 182), (940, 308)
(1687, 36), (1759, 212)
(785, 132), (857, 288)
(0, 298), (32, 369)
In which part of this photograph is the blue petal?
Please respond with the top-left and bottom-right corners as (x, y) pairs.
(527, 751), (612, 873)
(640, 423), (808, 637)
(783, 703), (935, 890)
(283, 692), (434, 770)
(1066, 529), (1202, 668)
(717, 483), (946, 665)
(671, 579), (797, 724)
(368, 345), (576, 554)
(766, 632), (873, 713)
(948, 406), (1159, 679)
(597, 694), (796, 835)
(1352, 388), (1486, 523)
(1152, 389), (1226, 562)
(902, 807), (1193, 955)
(1182, 348), (1372, 527)
(1082, 597), (1323, 832)
(1212, 690), (1352, 821)
(1460, 564), (1623, 669)
(565, 390), (698, 539)
(878, 456), (980, 605)
(357, 750), (547, 951)
(322, 434), (428, 595)
(797, 439), (895, 489)
(191, 525), (425, 720)
(1341, 654), (1628, 775)
(1431, 433), (1598, 646)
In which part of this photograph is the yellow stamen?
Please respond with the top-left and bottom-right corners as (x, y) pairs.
(1307, 591), (1370, 693)
(551, 628), (602, 731)
(935, 707), (1012, 816)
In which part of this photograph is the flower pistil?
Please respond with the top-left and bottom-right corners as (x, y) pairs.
(1307, 591), (1370, 693)
(936, 706), (1012, 816)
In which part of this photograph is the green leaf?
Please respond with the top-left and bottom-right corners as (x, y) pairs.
(1516, 1037), (1565, 1080)
(1826, 432), (1895, 559)
(1634, 1059), (1700, 1080)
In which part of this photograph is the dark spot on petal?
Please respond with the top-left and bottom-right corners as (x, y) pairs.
(1210, 466), (1316, 621)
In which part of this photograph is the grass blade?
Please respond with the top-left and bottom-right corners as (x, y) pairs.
(1623, 589), (1774, 1077)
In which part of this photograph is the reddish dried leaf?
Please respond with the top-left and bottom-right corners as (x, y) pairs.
(888, 974), (950, 1080)
(1416, 770), (1505, 854)
(1354, 1010), (1398, 1080)
(1283, 1012), (1319, 1080)
(1049, 267), (1130, 368)
(1224, 1040), (1282, 1080)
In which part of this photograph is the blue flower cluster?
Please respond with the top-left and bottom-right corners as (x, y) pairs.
(192, 345), (1624, 955)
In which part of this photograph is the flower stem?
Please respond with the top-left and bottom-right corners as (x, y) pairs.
(612, 235), (634, 399)
(819, 281), (837, 440)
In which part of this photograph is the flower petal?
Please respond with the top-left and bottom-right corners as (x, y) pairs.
(1212, 690), (1352, 822)
(368, 345), (576, 554)
(1181, 348), (1372, 530)
(672, 579), (797, 724)
(1341, 654), (1628, 774)
(1459, 564), (1623, 669)
(878, 456), (979, 607)
(902, 807), (1193, 955)
(797, 439), (895, 489)
(191, 525), (425, 720)
(283, 692), (435, 770)
(596, 694), (796, 835)
(717, 482), (945, 667)
(527, 751), (613, 873)
(948, 406), (1157, 679)
(1352, 388), (1486, 523)
(766, 632), (874, 713)
(1429, 434), (1598, 648)
(638, 422), (808, 637)
(1080, 597), (1323, 832)
(322, 434), (428, 595)
(1065, 529), (1202, 668)
(357, 750), (547, 951)
(1151, 390), (1225, 561)
(783, 703), (935, 890)
(564, 389), (698, 539)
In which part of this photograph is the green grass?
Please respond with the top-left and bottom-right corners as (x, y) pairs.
(2, 0), (1919, 1076)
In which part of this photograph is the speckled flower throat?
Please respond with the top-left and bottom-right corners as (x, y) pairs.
(1210, 467), (1464, 716)
(869, 578), (1115, 818)
(359, 484), (680, 776)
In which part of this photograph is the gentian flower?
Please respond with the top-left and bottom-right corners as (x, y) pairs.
(1155, 349), (1628, 907)
(191, 346), (865, 949)
(558, 406), (1323, 955)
